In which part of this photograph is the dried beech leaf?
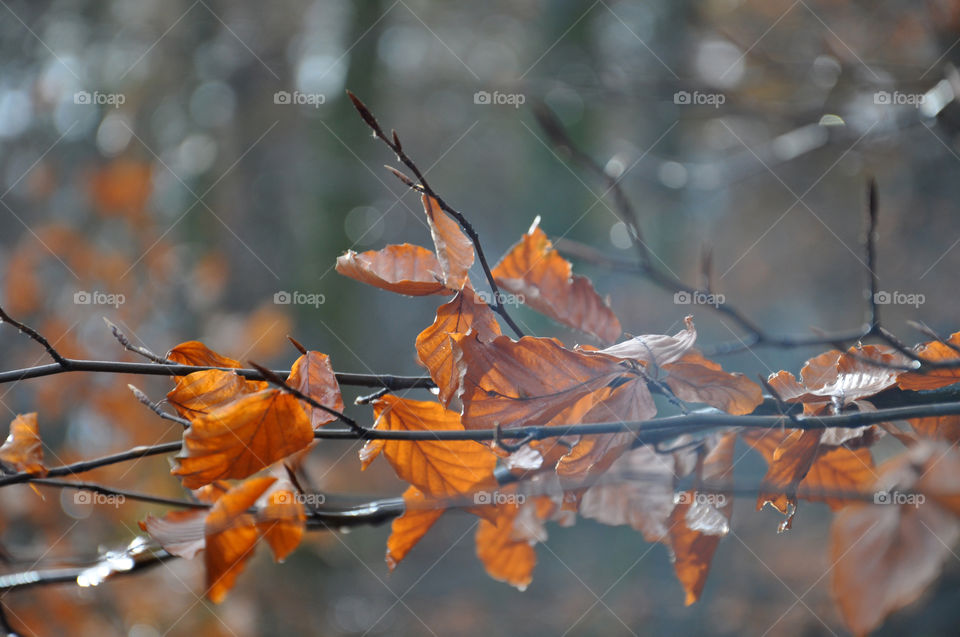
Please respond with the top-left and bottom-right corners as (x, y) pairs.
(831, 444), (960, 636)
(167, 341), (241, 368)
(336, 244), (448, 295)
(286, 351), (344, 428)
(0, 413), (46, 476)
(386, 486), (446, 570)
(416, 289), (501, 405)
(256, 488), (306, 563)
(173, 389), (314, 489)
(167, 369), (266, 419)
(453, 333), (629, 431)
(475, 503), (536, 590)
(204, 476), (276, 603)
(492, 222), (621, 343)
(897, 332), (960, 390)
(422, 194), (473, 290)
(364, 395), (497, 499)
(662, 350), (763, 415)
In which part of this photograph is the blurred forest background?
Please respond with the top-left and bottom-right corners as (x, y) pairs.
(1, 0), (960, 635)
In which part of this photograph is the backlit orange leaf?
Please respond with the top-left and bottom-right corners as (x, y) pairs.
(167, 369), (266, 418)
(386, 486), (446, 570)
(580, 445), (695, 543)
(475, 503), (536, 590)
(173, 389), (314, 489)
(492, 220), (621, 343)
(0, 413), (46, 476)
(908, 415), (960, 443)
(830, 443), (960, 636)
(773, 345), (909, 412)
(204, 476), (276, 603)
(668, 434), (735, 605)
(422, 195), (473, 290)
(286, 351), (343, 428)
(453, 332), (631, 431)
(362, 395), (497, 499)
(669, 496), (726, 605)
(166, 341), (241, 368)
(556, 379), (657, 479)
(755, 430), (821, 530)
(416, 289), (501, 405)
(336, 244), (448, 296)
(897, 332), (960, 390)
(661, 350), (763, 415)
(256, 488), (306, 563)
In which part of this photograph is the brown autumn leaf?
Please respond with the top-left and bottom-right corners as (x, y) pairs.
(661, 350), (763, 415)
(555, 378), (657, 480)
(830, 443), (960, 636)
(361, 395), (497, 499)
(167, 369), (267, 419)
(747, 428), (878, 529)
(475, 503), (536, 590)
(492, 220), (621, 343)
(908, 415), (960, 443)
(173, 389), (314, 489)
(897, 332), (960, 390)
(416, 289), (501, 406)
(386, 486), (446, 570)
(336, 243), (448, 296)
(580, 445), (696, 543)
(204, 476), (276, 603)
(585, 317), (761, 415)
(772, 345), (909, 413)
(256, 487), (306, 563)
(453, 332), (631, 431)
(0, 413), (46, 476)
(594, 315), (697, 368)
(667, 434), (735, 605)
(166, 341), (242, 368)
(286, 351), (344, 428)
(422, 194), (473, 290)
(754, 429), (822, 531)
(140, 509), (208, 559)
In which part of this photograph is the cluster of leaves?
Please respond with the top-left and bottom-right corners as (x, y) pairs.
(4, 127), (960, 637)
(3, 188), (950, 635)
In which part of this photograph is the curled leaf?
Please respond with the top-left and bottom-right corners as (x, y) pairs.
(492, 221), (621, 343)
(0, 413), (46, 476)
(336, 244), (448, 296)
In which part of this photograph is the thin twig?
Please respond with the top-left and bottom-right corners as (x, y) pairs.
(103, 318), (171, 364)
(128, 384), (190, 428)
(346, 90), (525, 339)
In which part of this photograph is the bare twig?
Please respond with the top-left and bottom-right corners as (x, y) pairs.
(128, 384), (190, 428)
(103, 318), (171, 364)
(346, 91), (525, 339)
